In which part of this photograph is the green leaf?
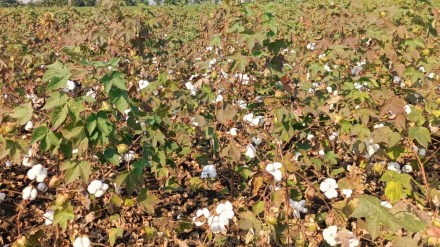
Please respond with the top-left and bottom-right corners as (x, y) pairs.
(108, 227), (123, 247)
(60, 160), (91, 184)
(104, 148), (120, 166)
(53, 203), (74, 230)
(384, 181), (404, 203)
(238, 211), (262, 236)
(52, 104), (69, 129)
(101, 71), (127, 95)
(10, 102), (33, 125)
(31, 126), (49, 144)
(43, 61), (71, 90)
(137, 189), (159, 214)
(408, 126), (431, 148)
(350, 195), (424, 240)
(115, 170), (144, 194)
(42, 92), (69, 110)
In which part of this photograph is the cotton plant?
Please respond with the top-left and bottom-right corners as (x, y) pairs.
(364, 139), (380, 159)
(22, 156), (36, 167)
(87, 180), (109, 198)
(120, 151), (136, 163)
(5, 160), (12, 167)
(289, 199), (308, 218)
(23, 186), (38, 201)
(320, 178), (338, 199)
(201, 165), (217, 179)
(350, 60), (366, 76)
(234, 73), (250, 85)
(412, 146), (426, 157)
(192, 208), (210, 226)
(242, 113), (265, 127)
(43, 210), (54, 225)
(185, 82), (197, 96)
(73, 236), (91, 247)
(402, 164), (413, 173)
(266, 162), (283, 182)
(207, 201), (235, 234)
(237, 99), (247, 109)
(24, 121), (34, 131)
(64, 80), (77, 92)
(404, 104), (412, 114)
(306, 42), (315, 50)
(329, 131), (339, 141)
(27, 164), (48, 182)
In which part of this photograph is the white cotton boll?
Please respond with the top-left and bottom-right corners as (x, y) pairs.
(306, 42), (315, 50)
(72, 148), (79, 154)
(323, 226), (339, 246)
(37, 182), (48, 192)
(404, 105), (412, 114)
(319, 149), (325, 157)
(138, 80), (150, 90)
(85, 89), (96, 98)
(329, 131), (338, 141)
(245, 144), (256, 159)
(201, 165), (217, 179)
(243, 113), (254, 123)
(193, 208), (210, 226)
(381, 201), (392, 208)
(427, 72), (435, 79)
(5, 160), (12, 167)
(228, 128), (238, 136)
(237, 99), (247, 109)
(251, 136), (262, 146)
(326, 87), (333, 93)
(215, 94), (223, 103)
(23, 186), (38, 201)
(27, 164), (48, 182)
(393, 76), (401, 84)
(293, 152), (302, 161)
(43, 210), (54, 225)
(94, 190), (104, 198)
(250, 116), (264, 127)
(208, 215), (228, 234)
(320, 178), (338, 199)
(387, 162), (401, 173)
(73, 236), (91, 247)
(374, 123), (384, 129)
(402, 165), (413, 173)
(122, 151), (135, 163)
(266, 162), (283, 182)
(289, 199), (308, 218)
(66, 80), (76, 91)
(87, 180), (103, 195)
(306, 134), (314, 140)
(206, 46), (213, 52)
(0, 192), (6, 201)
(342, 188), (353, 198)
(324, 63), (332, 72)
(419, 148), (426, 157)
(22, 156), (35, 167)
(216, 201), (234, 220)
(24, 121), (34, 131)
(419, 66), (425, 73)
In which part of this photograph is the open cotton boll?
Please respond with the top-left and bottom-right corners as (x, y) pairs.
(43, 210), (54, 225)
(381, 201), (392, 208)
(216, 201), (234, 221)
(208, 215), (229, 234)
(387, 162), (401, 173)
(27, 164), (48, 182)
(251, 136), (262, 146)
(243, 113), (254, 123)
(122, 151), (135, 163)
(23, 186), (38, 201)
(228, 128), (238, 136)
(320, 178), (338, 199)
(289, 199), (308, 218)
(85, 89), (96, 99)
(306, 133), (314, 140)
(5, 160), (12, 167)
(402, 164), (413, 173)
(244, 144), (256, 159)
(22, 156), (35, 167)
(201, 165), (217, 179)
(37, 182), (48, 192)
(87, 180), (109, 197)
(192, 208), (210, 226)
(323, 226), (339, 246)
(237, 99), (247, 109)
(24, 121), (34, 131)
(342, 188), (353, 198)
(404, 105), (412, 114)
(250, 116), (265, 127)
(73, 236), (91, 247)
(138, 79), (150, 90)
(266, 162), (283, 182)
(0, 192), (6, 202)
(66, 80), (76, 91)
